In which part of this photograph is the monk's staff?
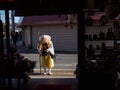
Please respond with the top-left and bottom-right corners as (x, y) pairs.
(38, 32), (42, 74)
(39, 53), (42, 74)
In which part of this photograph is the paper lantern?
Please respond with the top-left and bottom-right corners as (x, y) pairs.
(99, 15), (109, 26)
(85, 17), (93, 26)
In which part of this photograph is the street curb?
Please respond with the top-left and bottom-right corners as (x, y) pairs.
(33, 69), (75, 76)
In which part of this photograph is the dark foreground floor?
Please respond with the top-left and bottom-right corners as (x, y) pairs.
(0, 75), (77, 90)
(21, 75), (78, 90)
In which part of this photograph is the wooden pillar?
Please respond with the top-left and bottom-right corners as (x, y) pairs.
(0, 19), (4, 87)
(87, 0), (94, 15)
(78, 0), (86, 89)
(0, 20), (4, 69)
(5, 0), (11, 89)
(78, 13), (85, 72)
(5, 6), (10, 61)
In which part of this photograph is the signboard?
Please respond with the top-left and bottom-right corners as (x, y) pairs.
(14, 0), (81, 16)
(0, 0), (119, 16)
(14, 0), (114, 16)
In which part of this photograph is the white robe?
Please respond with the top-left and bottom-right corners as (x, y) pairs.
(37, 35), (55, 68)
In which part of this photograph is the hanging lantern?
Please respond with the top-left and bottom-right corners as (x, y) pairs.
(85, 17), (93, 26)
(99, 15), (108, 26)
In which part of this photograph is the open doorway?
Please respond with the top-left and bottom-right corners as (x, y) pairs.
(17, 14), (78, 76)
(15, 14), (78, 90)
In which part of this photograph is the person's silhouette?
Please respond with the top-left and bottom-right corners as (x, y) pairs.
(87, 44), (95, 60)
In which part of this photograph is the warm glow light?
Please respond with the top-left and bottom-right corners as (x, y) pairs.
(8, 0), (14, 2)
(0, 0), (14, 2)
(0, 0), (4, 2)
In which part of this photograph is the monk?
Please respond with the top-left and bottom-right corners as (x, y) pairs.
(37, 35), (55, 75)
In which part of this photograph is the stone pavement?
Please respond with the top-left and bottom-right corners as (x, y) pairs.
(17, 45), (78, 76)
(1, 42), (78, 90)
(16, 45), (78, 90)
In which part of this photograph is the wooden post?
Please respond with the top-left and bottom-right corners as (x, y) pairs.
(87, 0), (94, 15)
(5, 0), (11, 89)
(0, 20), (4, 71)
(39, 54), (42, 74)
